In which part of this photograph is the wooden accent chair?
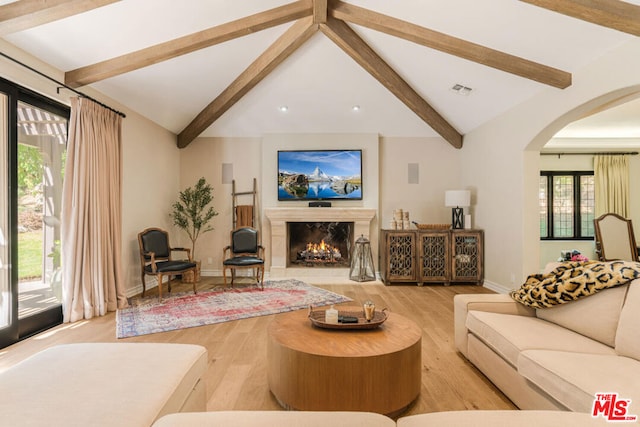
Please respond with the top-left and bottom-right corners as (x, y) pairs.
(138, 227), (197, 299)
(223, 227), (265, 290)
(594, 213), (640, 262)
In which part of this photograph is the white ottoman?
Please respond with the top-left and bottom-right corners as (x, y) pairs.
(0, 343), (207, 427)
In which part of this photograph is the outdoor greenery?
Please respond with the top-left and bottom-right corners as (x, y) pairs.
(18, 144), (44, 198)
(18, 231), (42, 280)
(170, 177), (218, 260)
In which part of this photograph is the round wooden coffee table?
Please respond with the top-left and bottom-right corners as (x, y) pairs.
(267, 307), (421, 417)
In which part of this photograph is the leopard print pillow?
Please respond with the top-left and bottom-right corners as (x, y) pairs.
(511, 260), (640, 308)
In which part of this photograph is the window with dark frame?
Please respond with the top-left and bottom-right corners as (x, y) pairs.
(539, 171), (595, 240)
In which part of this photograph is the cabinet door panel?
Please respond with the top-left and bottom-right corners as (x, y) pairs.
(451, 231), (483, 283)
(418, 232), (450, 282)
(385, 232), (416, 282)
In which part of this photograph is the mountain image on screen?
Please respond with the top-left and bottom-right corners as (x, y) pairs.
(277, 150), (362, 201)
(309, 166), (331, 181)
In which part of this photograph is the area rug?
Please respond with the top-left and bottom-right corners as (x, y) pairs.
(116, 279), (351, 338)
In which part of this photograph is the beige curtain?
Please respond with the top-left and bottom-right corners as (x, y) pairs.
(594, 154), (630, 218)
(61, 97), (128, 323)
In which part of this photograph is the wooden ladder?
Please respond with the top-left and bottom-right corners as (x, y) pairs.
(232, 178), (257, 229)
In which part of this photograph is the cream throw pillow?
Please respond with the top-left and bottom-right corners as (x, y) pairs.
(615, 279), (640, 359)
(536, 284), (628, 347)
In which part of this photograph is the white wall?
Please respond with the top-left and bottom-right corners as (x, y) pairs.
(379, 137), (462, 228)
(178, 136), (262, 274)
(121, 116), (180, 295)
(461, 38), (640, 292)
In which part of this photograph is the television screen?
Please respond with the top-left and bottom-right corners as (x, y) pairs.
(278, 149), (363, 201)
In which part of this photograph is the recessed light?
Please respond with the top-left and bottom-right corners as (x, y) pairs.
(279, 105), (288, 112)
(352, 105), (361, 111)
(450, 84), (473, 96)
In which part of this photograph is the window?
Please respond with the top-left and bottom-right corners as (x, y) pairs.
(540, 171), (594, 240)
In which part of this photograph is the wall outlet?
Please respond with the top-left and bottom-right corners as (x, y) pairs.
(510, 273), (516, 285)
(207, 257), (213, 264)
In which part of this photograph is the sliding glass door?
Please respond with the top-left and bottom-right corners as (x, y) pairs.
(0, 88), (16, 348)
(0, 78), (68, 349)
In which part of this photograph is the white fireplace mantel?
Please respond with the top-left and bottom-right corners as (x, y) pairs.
(264, 207), (377, 277)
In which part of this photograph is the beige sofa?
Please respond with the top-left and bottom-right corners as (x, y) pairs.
(454, 272), (640, 413)
(0, 343), (207, 427)
(152, 410), (610, 426)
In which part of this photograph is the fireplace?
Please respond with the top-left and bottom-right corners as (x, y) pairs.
(264, 207), (377, 278)
(288, 222), (353, 267)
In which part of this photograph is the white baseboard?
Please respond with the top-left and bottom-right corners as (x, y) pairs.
(482, 280), (511, 294)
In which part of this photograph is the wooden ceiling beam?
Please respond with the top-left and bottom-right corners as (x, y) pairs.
(65, 0), (313, 88)
(320, 16), (462, 148)
(313, 0), (327, 23)
(330, 0), (572, 89)
(177, 17), (318, 149)
(519, 0), (640, 37)
(0, 0), (119, 36)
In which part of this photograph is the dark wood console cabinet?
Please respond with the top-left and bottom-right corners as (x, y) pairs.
(380, 229), (483, 286)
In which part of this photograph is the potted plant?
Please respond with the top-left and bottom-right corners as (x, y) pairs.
(170, 177), (218, 282)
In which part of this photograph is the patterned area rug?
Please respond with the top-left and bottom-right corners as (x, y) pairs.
(116, 279), (351, 338)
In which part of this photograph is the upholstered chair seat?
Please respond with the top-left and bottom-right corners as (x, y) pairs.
(223, 227), (265, 290)
(138, 227), (198, 299)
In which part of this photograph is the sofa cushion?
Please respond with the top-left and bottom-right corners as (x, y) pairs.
(397, 410), (610, 426)
(616, 280), (640, 360)
(466, 311), (616, 367)
(518, 350), (640, 413)
(0, 343), (207, 427)
(535, 284), (628, 347)
(153, 411), (396, 427)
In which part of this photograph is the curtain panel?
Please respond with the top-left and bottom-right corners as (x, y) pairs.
(61, 98), (127, 323)
(594, 154), (630, 218)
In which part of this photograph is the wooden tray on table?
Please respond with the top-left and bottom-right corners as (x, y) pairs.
(308, 306), (388, 330)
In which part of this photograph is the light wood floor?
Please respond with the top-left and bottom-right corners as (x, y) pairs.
(0, 278), (516, 418)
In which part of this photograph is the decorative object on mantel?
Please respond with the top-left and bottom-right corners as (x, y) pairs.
(445, 190), (471, 229)
(349, 235), (376, 282)
(308, 305), (388, 330)
(390, 209), (410, 230)
(170, 177), (218, 283)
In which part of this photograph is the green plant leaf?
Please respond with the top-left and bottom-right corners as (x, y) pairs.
(169, 177), (218, 259)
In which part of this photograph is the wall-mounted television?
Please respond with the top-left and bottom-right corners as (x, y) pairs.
(278, 149), (363, 201)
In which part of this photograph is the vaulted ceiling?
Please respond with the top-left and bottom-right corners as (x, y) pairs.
(1, 0), (639, 149)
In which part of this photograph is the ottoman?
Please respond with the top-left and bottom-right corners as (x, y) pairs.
(0, 343), (207, 427)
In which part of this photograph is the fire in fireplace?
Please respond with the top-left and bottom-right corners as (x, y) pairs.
(288, 222), (353, 267)
(297, 240), (343, 263)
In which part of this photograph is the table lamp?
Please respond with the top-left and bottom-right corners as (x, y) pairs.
(445, 190), (470, 229)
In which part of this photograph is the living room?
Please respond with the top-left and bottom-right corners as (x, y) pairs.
(1, 2), (639, 297)
(1, 1), (640, 426)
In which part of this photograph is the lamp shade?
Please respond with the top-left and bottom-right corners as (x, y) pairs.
(445, 190), (471, 207)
